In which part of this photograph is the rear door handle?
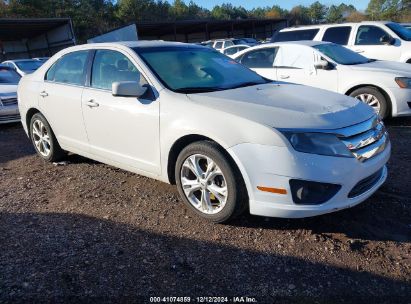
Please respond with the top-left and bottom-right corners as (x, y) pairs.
(39, 91), (48, 97)
(354, 49), (364, 53)
(279, 75), (290, 79)
(86, 99), (99, 108)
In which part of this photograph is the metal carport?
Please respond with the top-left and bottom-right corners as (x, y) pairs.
(0, 18), (76, 61)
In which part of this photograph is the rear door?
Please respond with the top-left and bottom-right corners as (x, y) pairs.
(348, 25), (400, 61)
(81, 48), (160, 174)
(237, 47), (278, 80)
(38, 50), (90, 152)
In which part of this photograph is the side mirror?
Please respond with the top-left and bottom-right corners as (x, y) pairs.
(380, 35), (395, 45)
(314, 59), (331, 70)
(112, 81), (147, 98)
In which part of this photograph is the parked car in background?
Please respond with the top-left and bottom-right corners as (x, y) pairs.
(401, 23), (411, 30)
(18, 41), (390, 223)
(33, 57), (50, 62)
(2, 59), (44, 76)
(234, 41), (411, 118)
(271, 21), (411, 63)
(241, 38), (259, 46)
(222, 45), (250, 58)
(208, 38), (248, 52)
(0, 65), (20, 124)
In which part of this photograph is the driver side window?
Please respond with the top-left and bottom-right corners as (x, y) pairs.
(355, 25), (388, 45)
(91, 50), (148, 91)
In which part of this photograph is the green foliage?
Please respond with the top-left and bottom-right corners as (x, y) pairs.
(1, 0), (410, 43)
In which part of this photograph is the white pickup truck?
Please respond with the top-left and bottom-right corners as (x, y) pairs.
(271, 21), (411, 63)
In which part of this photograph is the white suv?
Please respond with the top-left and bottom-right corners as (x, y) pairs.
(272, 21), (411, 63)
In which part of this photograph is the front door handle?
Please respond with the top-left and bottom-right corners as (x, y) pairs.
(354, 49), (364, 53)
(279, 75), (290, 79)
(86, 99), (99, 108)
(39, 91), (48, 97)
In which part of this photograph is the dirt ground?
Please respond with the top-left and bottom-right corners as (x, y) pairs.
(0, 119), (410, 303)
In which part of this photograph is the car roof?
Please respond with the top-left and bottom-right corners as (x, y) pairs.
(72, 40), (205, 51)
(0, 64), (14, 69)
(280, 21), (394, 32)
(3, 59), (39, 63)
(264, 40), (331, 47)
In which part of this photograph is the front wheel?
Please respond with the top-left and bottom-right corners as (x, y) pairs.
(175, 141), (247, 223)
(30, 113), (66, 162)
(349, 86), (389, 118)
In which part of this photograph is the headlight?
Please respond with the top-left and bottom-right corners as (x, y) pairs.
(395, 77), (411, 88)
(282, 132), (354, 158)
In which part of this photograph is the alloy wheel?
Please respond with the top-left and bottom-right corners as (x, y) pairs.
(32, 119), (51, 157)
(180, 154), (228, 215)
(355, 93), (381, 114)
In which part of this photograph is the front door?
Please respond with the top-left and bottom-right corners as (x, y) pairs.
(349, 25), (401, 61)
(81, 49), (160, 175)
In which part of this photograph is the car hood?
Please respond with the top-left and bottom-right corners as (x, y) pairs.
(348, 60), (411, 76)
(0, 84), (18, 95)
(187, 83), (374, 130)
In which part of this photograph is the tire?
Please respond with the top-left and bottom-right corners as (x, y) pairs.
(349, 86), (389, 119)
(175, 141), (248, 223)
(30, 113), (66, 162)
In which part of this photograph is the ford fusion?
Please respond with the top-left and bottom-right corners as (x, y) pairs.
(17, 41), (390, 223)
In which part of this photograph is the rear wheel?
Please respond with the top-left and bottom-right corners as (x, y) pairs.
(349, 86), (389, 118)
(30, 113), (66, 162)
(175, 141), (247, 223)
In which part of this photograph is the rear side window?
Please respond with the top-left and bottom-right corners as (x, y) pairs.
(272, 29), (320, 42)
(322, 26), (352, 45)
(355, 25), (389, 45)
(240, 48), (278, 68)
(46, 50), (89, 86)
(214, 42), (223, 49)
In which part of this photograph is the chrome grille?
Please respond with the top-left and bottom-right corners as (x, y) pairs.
(336, 115), (389, 162)
(0, 96), (18, 106)
(0, 114), (20, 122)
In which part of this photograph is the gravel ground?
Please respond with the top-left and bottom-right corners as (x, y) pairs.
(0, 119), (410, 303)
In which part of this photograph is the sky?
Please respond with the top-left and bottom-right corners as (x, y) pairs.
(191, 0), (370, 11)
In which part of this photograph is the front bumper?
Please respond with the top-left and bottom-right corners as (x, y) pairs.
(388, 87), (411, 116)
(0, 105), (20, 124)
(228, 140), (391, 218)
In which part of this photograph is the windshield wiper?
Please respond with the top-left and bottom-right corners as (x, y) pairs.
(229, 81), (265, 89)
(174, 87), (226, 93)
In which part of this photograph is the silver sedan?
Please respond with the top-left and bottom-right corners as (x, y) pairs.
(0, 66), (20, 124)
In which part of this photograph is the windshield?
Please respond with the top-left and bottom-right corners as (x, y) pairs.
(0, 68), (21, 84)
(313, 43), (370, 65)
(233, 39), (247, 45)
(15, 60), (43, 71)
(386, 22), (411, 41)
(135, 47), (267, 93)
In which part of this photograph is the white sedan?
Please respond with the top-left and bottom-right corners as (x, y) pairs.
(234, 40), (411, 118)
(18, 41), (390, 222)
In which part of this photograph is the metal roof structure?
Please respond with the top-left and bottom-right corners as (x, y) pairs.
(0, 18), (74, 41)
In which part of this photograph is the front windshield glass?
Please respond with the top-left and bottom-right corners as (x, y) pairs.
(313, 43), (370, 65)
(136, 47), (267, 93)
(232, 39), (246, 45)
(386, 22), (411, 41)
(0, 68), (21, 84)
(15, 60), (43, 71)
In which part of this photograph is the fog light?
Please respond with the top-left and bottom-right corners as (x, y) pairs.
(289, 180), (341, 205)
